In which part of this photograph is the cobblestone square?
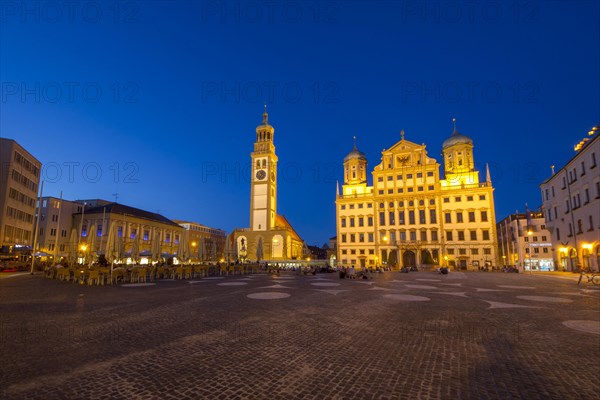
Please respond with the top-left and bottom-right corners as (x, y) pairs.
(1, 271), (599, 399)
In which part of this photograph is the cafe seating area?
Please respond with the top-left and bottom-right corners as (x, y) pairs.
(45, 263), (262, 286)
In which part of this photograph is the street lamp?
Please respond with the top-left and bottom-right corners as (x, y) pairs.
(582, 243), (593, 271)
(80, 244), (87, 266)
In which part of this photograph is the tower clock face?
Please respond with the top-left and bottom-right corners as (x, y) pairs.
(256, 170), (266, 180)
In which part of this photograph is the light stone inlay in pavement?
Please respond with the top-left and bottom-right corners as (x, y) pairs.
(247, 292), (291, 300)
(120, 283), (156, 287)
(313, 289), (348, 296)
(383, 294), (430, 301)
(405, 284), (437, 289)
(310, 282), (341, 287)
(432, 292), (469, 297)
(484, 300), (542, 309)
(203, 277), (225, 280)
(562, 320), (600, 335)
(217, 282), (248, 286)
(516, 295), (572, 303)
(498, 285), (536, 289)
(257, 284), (294, 289)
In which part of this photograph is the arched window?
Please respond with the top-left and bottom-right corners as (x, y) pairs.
(262, 159), (266, 168)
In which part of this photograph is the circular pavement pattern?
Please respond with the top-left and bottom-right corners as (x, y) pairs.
(383, 294), (430, 302)
(516, 295), (572, 303)
(121, 283), (156, 287)
(311, 282), (341, 287)
(562, 320), (600, 335)
(203, 277), (225, 280)
(217, 282), (248, 286)
(247, 292), (291, 300)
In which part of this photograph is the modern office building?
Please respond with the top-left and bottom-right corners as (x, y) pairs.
(496, 211), (554, 271)
(0, 138), (41, 253)
(540, 125), (600, 271)
(234, 107), (305, 261)
(336, 121), (498, 270)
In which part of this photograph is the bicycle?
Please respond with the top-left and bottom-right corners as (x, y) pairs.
(577, 270), (600, 285)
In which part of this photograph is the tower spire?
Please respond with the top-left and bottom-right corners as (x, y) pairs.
(452, 118), (457, 134)
(262, 102), (268, 125)
(353, 135), (357, 149)
(400, 130), (405, 140)
(486, 163), (491, 183)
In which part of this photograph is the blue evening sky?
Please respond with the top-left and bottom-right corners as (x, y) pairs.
(1, 1), (599, 246)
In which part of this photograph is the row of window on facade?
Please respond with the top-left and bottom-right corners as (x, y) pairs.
(340, 247), (493, 256)
(339, 195), (487, 210)
(6, 206), (33, 224)
(543, 152), (597, 201)
(39, 228), (67, 237)
(545, 182), (600, 223)
(553, 216), (597, 242)
(341, 210), (489, 227)
(3, 225), (32, 244)
(340, 229), (491, 243)
(13, 150), (40, 177)
(9, 188), (36, 208)
(79, 224), (181, 244)
(377, 172), (436, 182)
(11, 169), (38, 192)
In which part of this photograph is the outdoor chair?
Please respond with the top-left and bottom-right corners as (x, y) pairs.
(87, 270), (100, 286)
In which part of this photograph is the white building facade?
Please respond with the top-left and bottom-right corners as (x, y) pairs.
(496, 212), (554, 271)
(540, 126), (600, 271)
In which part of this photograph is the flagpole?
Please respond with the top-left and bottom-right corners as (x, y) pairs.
(53, 191), (63, 263)
(30, 181), (44, 274)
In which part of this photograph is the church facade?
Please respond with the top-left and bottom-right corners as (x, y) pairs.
(336, 121), (499, 271)
(234, 107), (304, 262)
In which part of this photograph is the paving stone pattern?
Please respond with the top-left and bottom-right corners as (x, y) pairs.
(1, 271), (599, 399)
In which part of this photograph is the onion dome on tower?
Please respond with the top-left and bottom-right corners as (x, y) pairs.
(343, 136), (367, 184)
(442, 118), (473, 149)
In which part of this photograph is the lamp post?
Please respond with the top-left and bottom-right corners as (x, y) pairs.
(191, 241), (197, 263)
(527, 230), (533, 274)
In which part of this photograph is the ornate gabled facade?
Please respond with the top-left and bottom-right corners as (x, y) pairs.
(336, 121), (498, 271)
(234, 106), (304, 262)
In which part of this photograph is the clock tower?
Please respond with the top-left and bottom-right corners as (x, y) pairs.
(250, 105), (278, 231)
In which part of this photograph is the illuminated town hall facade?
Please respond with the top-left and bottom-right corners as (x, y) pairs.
(336, 122), (498, 270)
(234, 107), (304, 262)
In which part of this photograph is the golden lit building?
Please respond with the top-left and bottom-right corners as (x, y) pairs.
(234, 107), (304, 261)
(73, 202), (185, 265)
(540, 125), (599, 271)
(336, 121), (498, 270)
